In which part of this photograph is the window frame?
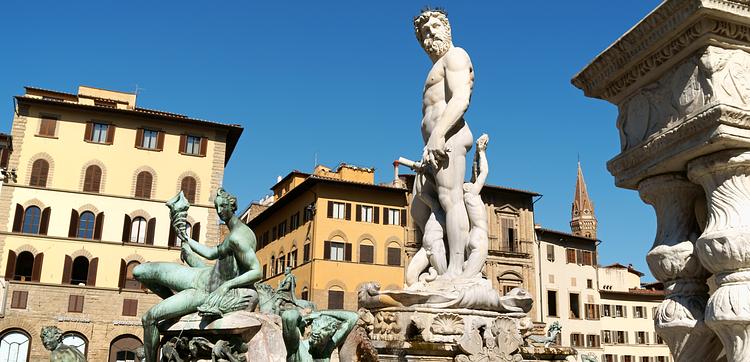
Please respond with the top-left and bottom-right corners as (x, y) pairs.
(77, 211), (96, 239)
(90, 123), (110, 144)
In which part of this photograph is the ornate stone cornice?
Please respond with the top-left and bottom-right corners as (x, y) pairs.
(572, 0), (750, 103)
(607, 104), (750, 188)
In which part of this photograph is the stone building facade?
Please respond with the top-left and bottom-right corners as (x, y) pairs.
(0, 85), (242, 361)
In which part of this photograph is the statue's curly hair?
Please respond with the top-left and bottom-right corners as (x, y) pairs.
(216, 188), (238, 213)
(40, 326), (62, 342)
(413, 8), (451, 43)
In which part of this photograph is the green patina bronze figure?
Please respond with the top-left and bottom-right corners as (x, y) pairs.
(134, 189), (263, 362)
(256, 267), (316, 314)
(281, 309), (359, 362)
(41, 326), (86, 362)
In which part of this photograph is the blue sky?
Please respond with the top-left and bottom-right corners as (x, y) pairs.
(0, 1), (663, 280)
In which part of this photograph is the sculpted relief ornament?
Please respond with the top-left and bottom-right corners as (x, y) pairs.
(359, 8), (532, 315)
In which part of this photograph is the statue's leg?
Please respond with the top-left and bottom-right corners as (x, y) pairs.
(142, 289), (206, 362)
(435, 148), (470, 277)
(407, 195), (446, 286)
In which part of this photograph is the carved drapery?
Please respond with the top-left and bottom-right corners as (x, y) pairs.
(639, 174), (721, 361)
(688, 149), (750, 362)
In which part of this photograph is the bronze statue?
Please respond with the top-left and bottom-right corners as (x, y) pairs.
(41, 326), (86, 362)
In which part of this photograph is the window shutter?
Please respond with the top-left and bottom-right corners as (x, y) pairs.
(38, 207), (51, 235)
(344, 243), (352, 261)
(12, 204), (23, 232)
(199, 137), (208, 156)
(373, 206), (380, 223)
(192, 222), (201, 242)
(118, 259), (126, 289)
(168, 224), (176, 247)
(304, 243), (311, 262)
(388, 247), (401, 266)
(135, 128), (144, 148)
(68, 209), (79, 237)
(324, 241), (331, 259)
(328, 290), (344, 309)
(179, 134), (187, 153)
(146, 218), (156, 245)
(94, 212), (105, 240)
(31, 253), (44, 282)
(84, 122), (93, 141)
(401, 209), (407, 226)
(383, 208), (389, 224)
(345, 203), (352, 220)
(122, 215), (132, 242)
(327, 201), (333, 218)
(106, 124), (116, 144)
(0, 148), (9, 169)
(359, 245), (373, 263)
(87, 257), (98, 286)
(356, 205), (361, 222)
(5, 250), (16, 280)
(156, 131), (165, 150)
(62, 255), (73, 284)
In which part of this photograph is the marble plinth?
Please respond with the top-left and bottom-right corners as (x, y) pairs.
(158, 310), (285, 362)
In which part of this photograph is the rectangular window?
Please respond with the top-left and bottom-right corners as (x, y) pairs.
(602, 330), (612, 344)
(570, 333), (583, 347)
(272, 226), (277, 240)
(359, 244), (374, 264)
(586, 334), (600, 348)
(387, 247), (401, 266)
(547, 290), (558, 317)
(587, 279), (593, 289)
(655, 333), (664, 344)
(185, 135), (201, 155)
(68, 295), (84, 313)
(328, 242), (345, 261)
(501, 218), (517, 251)
(331, 202), (346, 219)
(277, 256), (285, 274)
(91, 123), (109, 143)
(603, 304), (611, 317)
(301, 289), (309, 301)
(616, 331), (627, 344)
(634, 306), (645, 318)
(569, 293), (581, 319)
(636, 331), (647, 344)
(581, 250), (593, 265)
(262, 264), (267, 279)
(546, 244), (555, 262)
(141, 129), (159, 149)
(386, 208), (401, 225)
(328, 290), (344, 309)
(289, 249), (298, 267)
(585, 303), (600, 320)
(39, 116), (57, 137)
(615, 305), (624, 318)
(360, 205), (373, 223)
(122, 299), (138, 317)
(566, 248), (576, 263)
(290, 212), (300, 229)
(10, 291), (28, 309)
(503, 285), (515, 295)
(303, 243), (311, 262)
(278, 221), (287, 237)
(304, 204), (314, 222)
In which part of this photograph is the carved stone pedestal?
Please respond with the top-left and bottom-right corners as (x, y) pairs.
(688, 149), (750, 362)
(157, 311), (285, 362)
(359, 307), (573, 362)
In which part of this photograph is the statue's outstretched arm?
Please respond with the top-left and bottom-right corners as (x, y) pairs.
(181, 242), (206, 267)
(466, 135), (489, 195)
(183, 234), (220, 260)
(321, 310), (359, 346)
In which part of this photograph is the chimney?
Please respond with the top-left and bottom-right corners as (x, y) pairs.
(393, 160), (400, 183)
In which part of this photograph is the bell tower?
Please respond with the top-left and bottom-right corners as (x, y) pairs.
(570, 161), (597, 239)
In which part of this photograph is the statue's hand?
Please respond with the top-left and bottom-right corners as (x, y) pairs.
(423, 136), (449, 170)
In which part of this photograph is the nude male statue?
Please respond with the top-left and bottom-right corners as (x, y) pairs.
(134, 189), (262, 362)
(462, 134), (489, 278)
(281, 309), (358, 362)
(41, 326), (86, 362)
(408, 9), (475, 283)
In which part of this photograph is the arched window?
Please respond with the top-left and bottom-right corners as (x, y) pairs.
(130, 217), (147, 244)
(77, 212), (96, 239)
(30, 159), (49, 187)
(386, 242), (402, 266)
(109, 335), (142, 362)
(0, 330), (30, 362)
(359, 239), (374, 264)
(327, 286), (345, 309)
(301, 287), (309, 301)
(70, 256), (89, 285)
(180, 176), (197, 203)
(62, 332), (87, 357)
(270, 255), (275, 275)
(289, 247), (298, 268)
(134, 171), (153, 199)
(124, 261), (142, 290)
(21, 206), (41, 234)
(83, 165), (102, 193)
(13, 252), (34, 281)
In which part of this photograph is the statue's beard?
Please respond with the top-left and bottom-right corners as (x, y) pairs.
(423, 33), (452, 57)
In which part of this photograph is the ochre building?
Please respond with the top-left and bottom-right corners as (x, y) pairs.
(0, 85), (242, 361)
